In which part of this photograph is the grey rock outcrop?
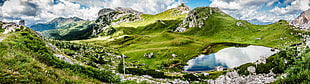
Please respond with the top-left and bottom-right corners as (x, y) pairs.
(2, 22), (23, 34)
(208, 70), (277, 84)
(174, 27), (187, 32)
(92, 7), (144, 36)
(247, 66), (256, 74)
(98, 8), (115, 16)
(175, 7), (224, 32)
(291, 9), (310, 30)
(256, 56), (267, 64)
(54, 54), (74, 64)
(236, 21), (243, 26)
(115, 7), (143, 15)
(144, 52), (154, 58)
(171, 3), (190, 16)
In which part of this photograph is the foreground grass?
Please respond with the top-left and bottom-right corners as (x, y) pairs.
(0, 27), (120, 83)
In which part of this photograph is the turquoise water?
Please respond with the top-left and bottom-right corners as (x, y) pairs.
(184, 45), (279, 71)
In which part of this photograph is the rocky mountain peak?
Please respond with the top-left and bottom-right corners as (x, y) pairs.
(98, 8), (115, 16)
(98, 7), (143, 17)
(291, 9), (310, 30)
(92, 7), (144, 36)
(175, 3), (190, 12)
(175, 7), (225, 32)
(115, 7), (143, 15)
(48, 17), (84, 25)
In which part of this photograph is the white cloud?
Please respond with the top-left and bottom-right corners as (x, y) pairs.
(270, 0), (310, 14)
(266, 0), (278, 7)
(210, 0), (310, 24)
(1, 0), (185, 26)
(100, 0), (185, 14)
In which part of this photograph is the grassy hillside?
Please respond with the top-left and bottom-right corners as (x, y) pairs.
(0, 25), (120, 83)
(114, 7), (187, 28)
(76, 7), (302, 71)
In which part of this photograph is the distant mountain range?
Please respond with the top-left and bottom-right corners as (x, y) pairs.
(30, 17), (84, 31)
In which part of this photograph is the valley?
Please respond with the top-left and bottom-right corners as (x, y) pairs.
(1, 3), (310, 84)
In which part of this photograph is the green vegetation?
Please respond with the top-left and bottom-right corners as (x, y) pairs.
(78, 7), (301, 72)
(274, 47), (310, 83)
(0, 29), (3, 33)
(114, 7), (187, 28)
(0, 27), (120, 83)
(49, 40), (121, 69)
(17, 5), (309, 83)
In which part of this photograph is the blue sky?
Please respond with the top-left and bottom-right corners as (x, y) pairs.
(185, 0), (212, 9)
(0, 0), (309, 26)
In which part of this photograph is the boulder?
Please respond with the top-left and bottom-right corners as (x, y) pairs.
(144, 52), (154, 58)
(247, 66), (256, 74)
(236, 21), (243, 26)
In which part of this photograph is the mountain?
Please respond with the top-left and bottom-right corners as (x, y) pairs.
(30, 17), (95, 40)
(77, 4), (310, 83)
(83, 4), (301, 76)
(92, 7), (144, 36)
(3, 4), (310, 83)
(35, 7), (144, 40)
(41, 21), (95, 40)
(291, 9), (310, 30)
(30, 17), (84, 31)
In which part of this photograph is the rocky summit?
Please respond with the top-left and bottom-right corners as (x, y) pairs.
(92, 7), (143, 36)
(291, 9), (310, 30)
(175, 7), (223, 32)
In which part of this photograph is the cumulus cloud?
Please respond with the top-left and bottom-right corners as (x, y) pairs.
(1, 0), (102, 25)
(1, 0), (185, 26)
(270, 0), (310, 15)
(210, 0), (310, 24)
(67, 0), (185, 14)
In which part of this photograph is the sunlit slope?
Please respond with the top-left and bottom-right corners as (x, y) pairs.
(78, 7), (301, 71)
(0, 25), (119, 83)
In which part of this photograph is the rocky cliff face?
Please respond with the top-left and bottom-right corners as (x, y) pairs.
(291, 9), (310, 30)
(92, 7), (144, 36)
(175, 7), (224, 32)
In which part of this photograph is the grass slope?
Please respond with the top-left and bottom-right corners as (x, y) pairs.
(77, 7), (302, 71)
(0, 26), (119, 83)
